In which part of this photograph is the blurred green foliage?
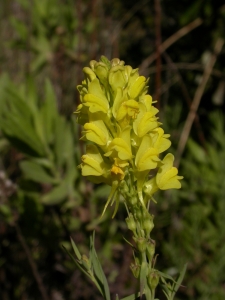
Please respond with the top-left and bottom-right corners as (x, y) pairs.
(0, 0), (225, 299)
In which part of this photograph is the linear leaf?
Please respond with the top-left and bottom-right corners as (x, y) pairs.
(90, 233), (111, 300)
(171, 263), (187, 298)
(120, 292), (140, 300)
(70, 237), (82, 260)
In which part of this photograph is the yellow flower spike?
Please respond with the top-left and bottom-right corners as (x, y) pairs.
(76, 57), (183, 217)
(83, 120), (109, 146)
(150, 128), (171, 153)
(135, 135), (160, 171)
(108, 65), (127, 92)
(80, 144), (109, 177)
(128, 76), (147, 99)
(156, 153), (183, 190)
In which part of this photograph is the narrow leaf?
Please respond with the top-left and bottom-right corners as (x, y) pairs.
(90, 233), (111, 300)
(70, 237), (82, 260)
(120, 292), (140, 300)
(171, 263), (187, 298)
(20, 160), (56, 184)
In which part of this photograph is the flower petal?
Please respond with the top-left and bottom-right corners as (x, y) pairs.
(135, 135), (160, 171)
(129, 76), (146, 98)
(80, 145), (107, 176)
(83, 94), (109, 113)
(109, 138), (132, 160)
(83, 120), (109, 145)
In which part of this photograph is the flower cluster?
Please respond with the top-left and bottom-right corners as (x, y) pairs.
(75, 56), (183, 215)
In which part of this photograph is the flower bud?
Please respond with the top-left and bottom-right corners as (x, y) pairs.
(129, 196), (138, 206)
(111, 58), (122, 67)
(143, 177), (159, 197)
(134, 208), (143, 221)
(94, 62), (109, 84)
(126, 214), (136, 233)
(146, 240), (155, 261)
(129, 76), (146, 99)
(90, 60), (97, 70)
(133, 237), (147, 253)
(130, 262), (140, 278)
(83, 67), (96, 81)
(120, 180), (129, 194)
(147, 270), (160, 290)
(108, 66), (127, 91)
(143, 214), (154, 235)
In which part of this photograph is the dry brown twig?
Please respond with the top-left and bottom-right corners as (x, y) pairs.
(139, 18), (203, 75)
(147, 63), (224, 78)
(111, 0), (150, 44)
(162, 52), (207, 149)
(175, 38), (224, 168)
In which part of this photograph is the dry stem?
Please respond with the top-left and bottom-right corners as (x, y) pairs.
(175, 38), (224, 168)
(139, 18), (203, 75)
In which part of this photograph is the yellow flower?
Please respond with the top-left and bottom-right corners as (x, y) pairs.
(106, 138), (132, 161)
(150, 128), (171, 153)
(109, 65), (127, 92)
(133, 103), (159, 138)
(83, 79), (109, 113)
(135, 135), (160, 171)
(156, 154), (183, 190)
(118, 100), (139, 129)
(82, 119), (110, 146)
(116, 100), (139, 121)
(91, 62), (109, 85)
(80, 145), (107, 177)
(105, 127), (132, 161)
(128, 76), (147, 99)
